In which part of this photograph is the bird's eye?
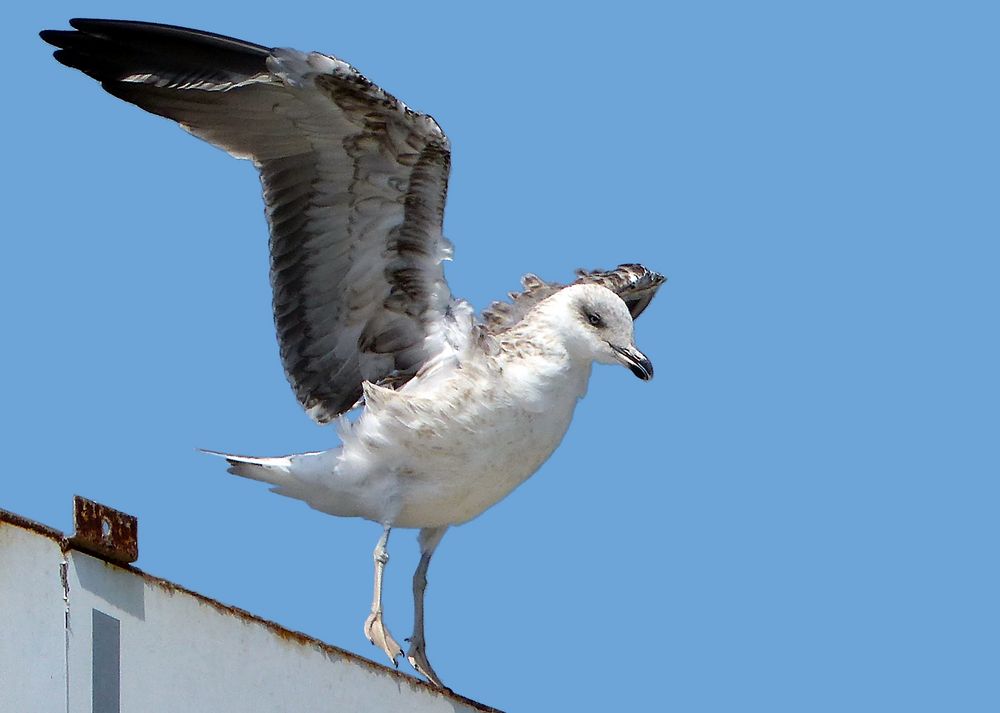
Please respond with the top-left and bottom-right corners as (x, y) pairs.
(587, 312), (604, 327)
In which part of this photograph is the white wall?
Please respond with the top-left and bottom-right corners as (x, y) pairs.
(0, 512), (498, 713)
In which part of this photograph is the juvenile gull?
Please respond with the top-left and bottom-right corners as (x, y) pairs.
(41, 19), (666, 688)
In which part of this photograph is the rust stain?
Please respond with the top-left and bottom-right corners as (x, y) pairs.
(138, 571), (502, 711)
(0, 508), (65, 541)
(67, 495), (138, 564)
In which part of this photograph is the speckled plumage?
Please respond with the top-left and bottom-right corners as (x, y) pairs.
(232, 285), (632, 529)
(42, 18), (665, 688)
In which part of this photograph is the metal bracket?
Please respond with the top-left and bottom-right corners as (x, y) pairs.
(68, 495), (138, 565)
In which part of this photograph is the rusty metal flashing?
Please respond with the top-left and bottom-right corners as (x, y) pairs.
(0, 504), (502, 713)
(67, 496), (138, 564)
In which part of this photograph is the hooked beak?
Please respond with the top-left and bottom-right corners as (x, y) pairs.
(608, 342), (654, 381)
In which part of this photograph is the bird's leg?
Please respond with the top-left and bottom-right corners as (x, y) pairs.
(406, 526), (449, 688)
(363, 525), (403, 665)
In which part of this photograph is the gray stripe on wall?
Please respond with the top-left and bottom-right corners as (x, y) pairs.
(92, 609), (120, 713)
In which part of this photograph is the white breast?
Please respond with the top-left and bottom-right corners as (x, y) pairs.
(325, 348), (592, 528)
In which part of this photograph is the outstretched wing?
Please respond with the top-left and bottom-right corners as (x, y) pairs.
(483, 263), (665, 334)
(41, 19), (453, 423)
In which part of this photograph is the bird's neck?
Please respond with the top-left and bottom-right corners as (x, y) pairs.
(497, 326), (594, 405)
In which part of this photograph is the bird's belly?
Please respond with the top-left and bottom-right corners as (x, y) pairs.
(387, 399), (578, 528)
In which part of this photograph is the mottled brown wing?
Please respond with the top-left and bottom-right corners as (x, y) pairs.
(572, 263), (666, 320)
(483, 263), (665, 333)
(42, 19), (454, 423)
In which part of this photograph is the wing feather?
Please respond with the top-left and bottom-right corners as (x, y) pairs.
(483, 264), (665, 333)
(42, 19), (453, 422)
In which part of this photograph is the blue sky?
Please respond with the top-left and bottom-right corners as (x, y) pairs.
(5, 2), (998, 710)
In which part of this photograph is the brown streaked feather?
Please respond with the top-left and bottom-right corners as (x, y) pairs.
(483, 264), (665, 334)
(41, 18), (454, 423)
(572, 263), (666, 320)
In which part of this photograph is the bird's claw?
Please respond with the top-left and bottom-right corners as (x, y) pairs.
(406, 637), (447, 689)
(364, 610), (403, 665)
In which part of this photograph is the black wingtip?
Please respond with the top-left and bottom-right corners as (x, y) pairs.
(68, 17), (109, 30)
(38, 29), (61, 45)
(55, 17), (272, 56)
(41, 17), (274, 94)
(39, 19), (110, 47)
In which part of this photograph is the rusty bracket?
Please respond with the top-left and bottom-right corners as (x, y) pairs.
(68, 495), (138, 564)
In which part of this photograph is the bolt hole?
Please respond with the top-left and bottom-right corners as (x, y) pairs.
(101, 518), (112, 539)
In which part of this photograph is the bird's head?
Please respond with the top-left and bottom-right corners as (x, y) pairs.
(546, 283), (653, 380)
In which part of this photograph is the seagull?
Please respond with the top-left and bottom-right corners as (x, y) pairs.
(41, 19), (665, 688)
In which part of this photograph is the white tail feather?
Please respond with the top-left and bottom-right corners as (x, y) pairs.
(199, 449), (296, 487)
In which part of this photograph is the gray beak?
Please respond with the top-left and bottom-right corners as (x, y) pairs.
(609, 343), (654, 381)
